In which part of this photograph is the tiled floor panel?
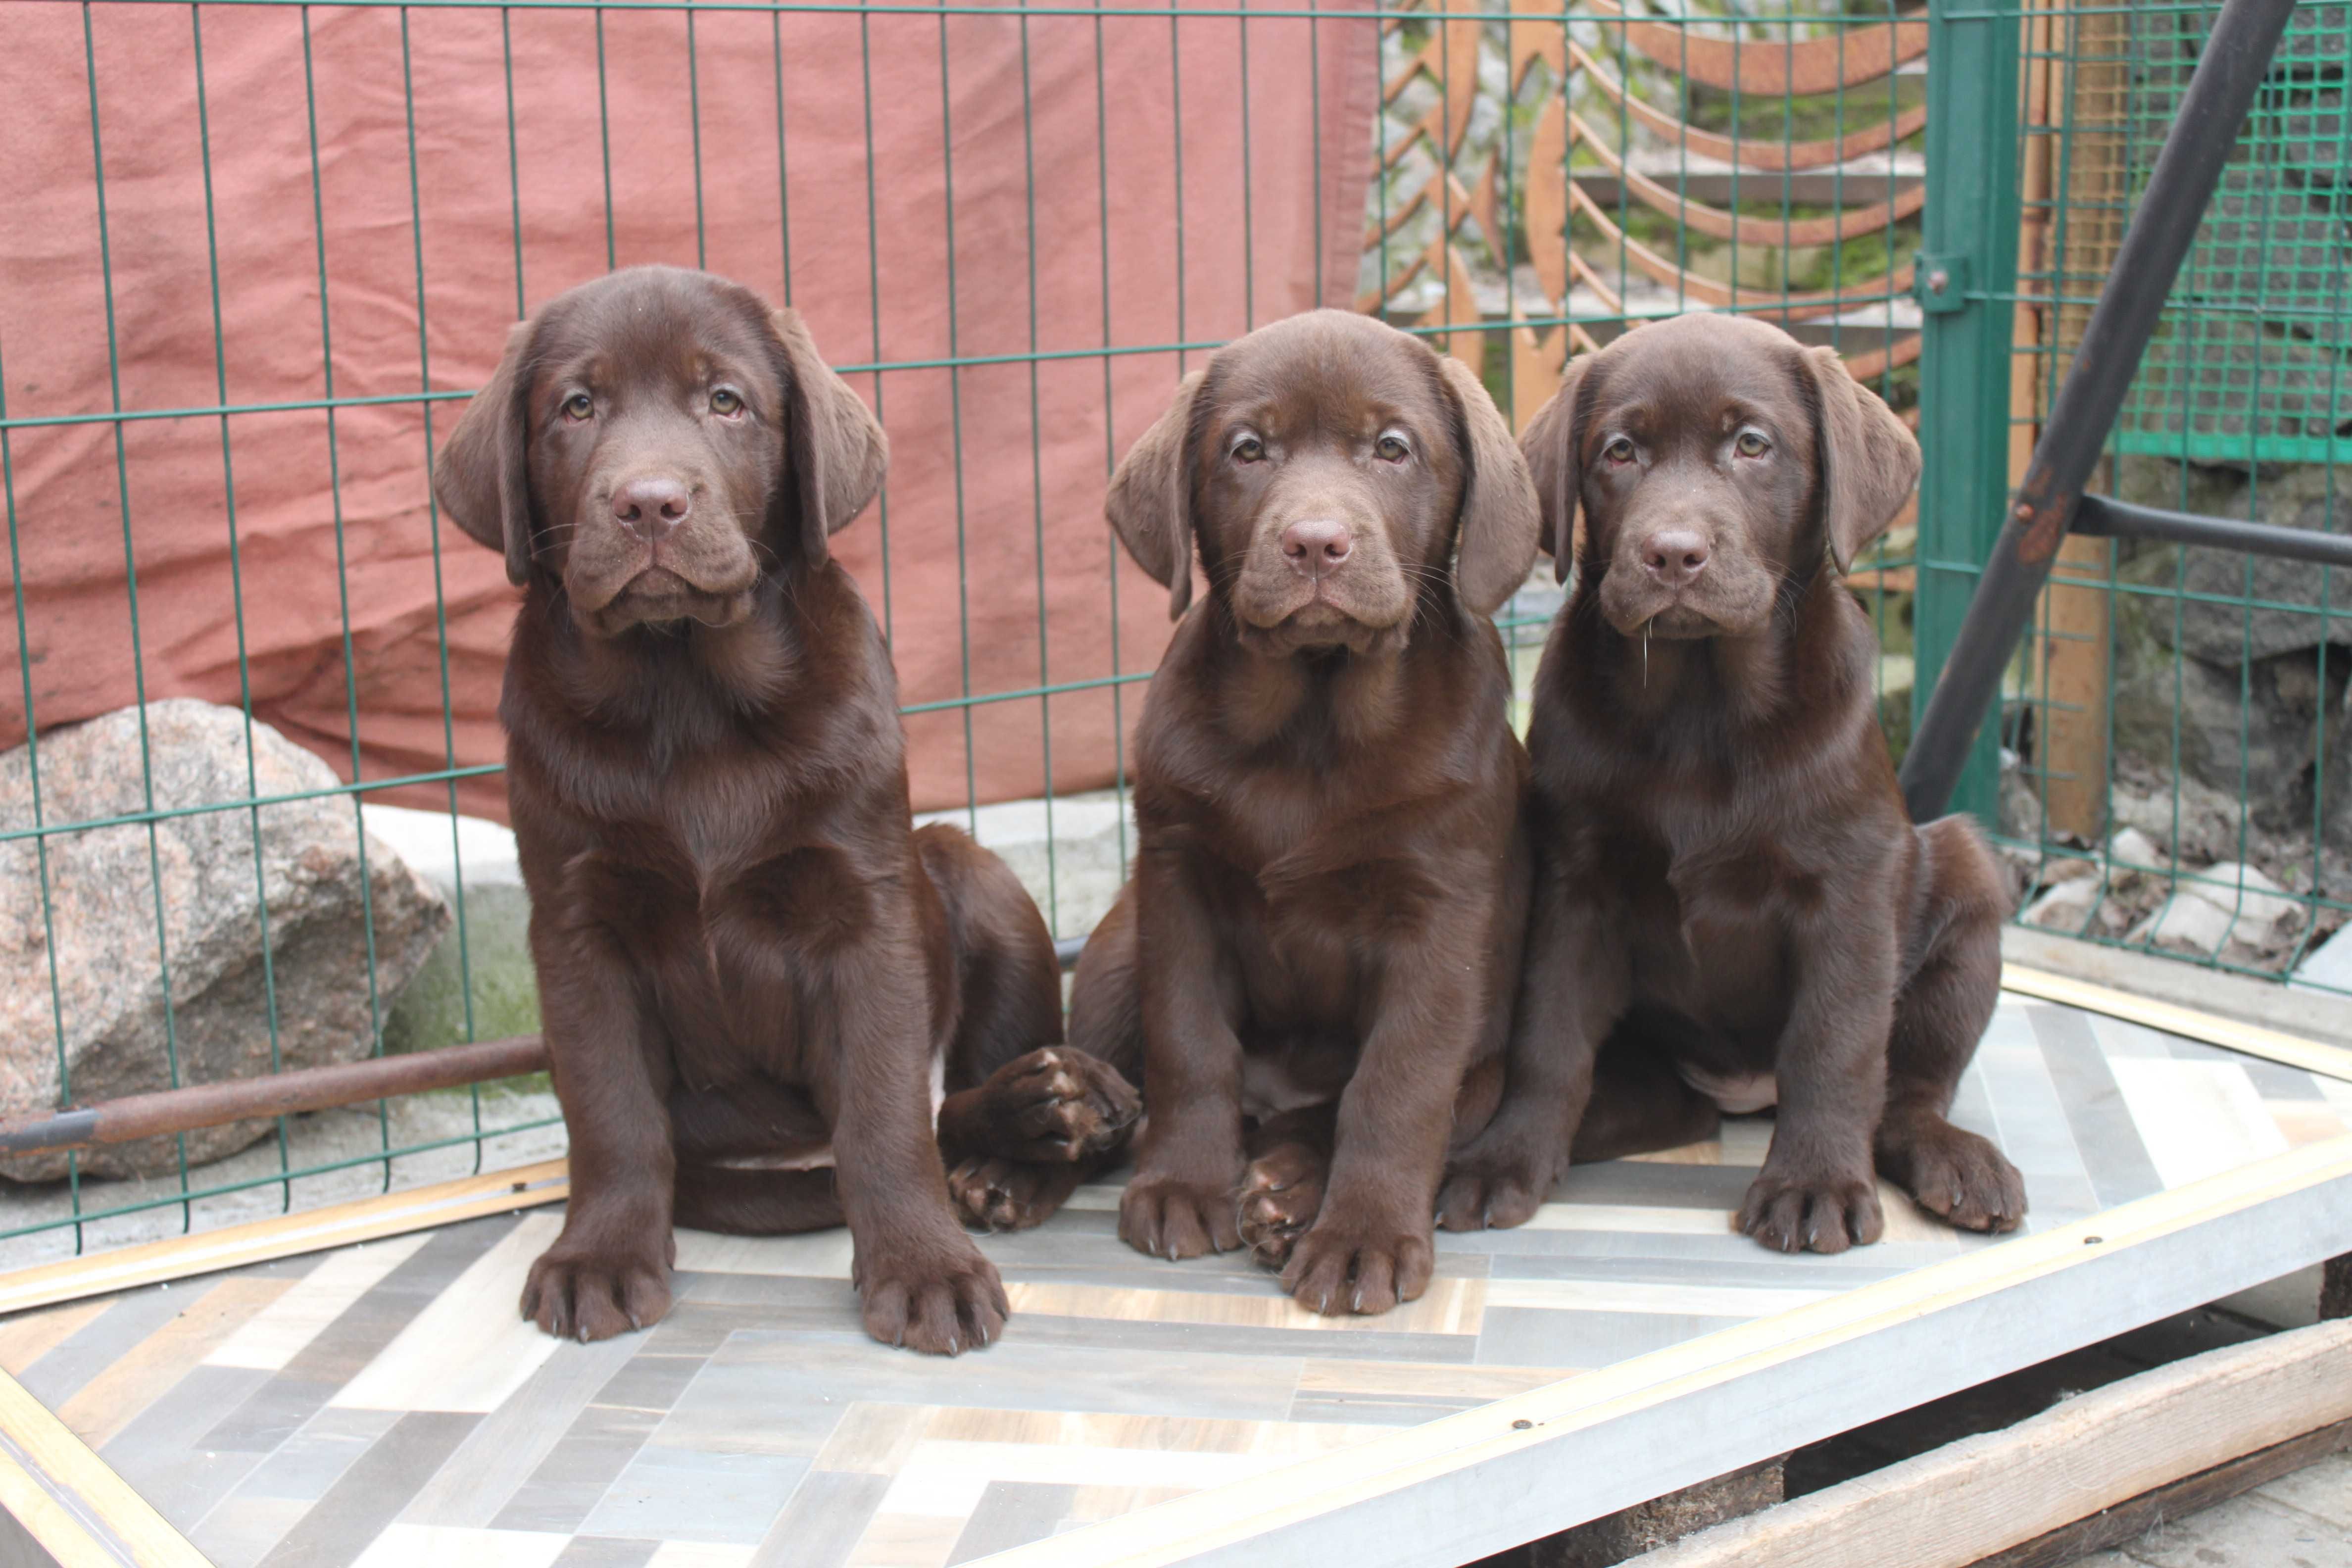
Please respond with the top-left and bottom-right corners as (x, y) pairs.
(4, 999), (2347, 1567)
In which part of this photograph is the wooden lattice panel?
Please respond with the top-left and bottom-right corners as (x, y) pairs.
(1365, 0), (1928, 434)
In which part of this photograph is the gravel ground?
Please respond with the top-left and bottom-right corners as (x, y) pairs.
(0, 1084), (565, 1271)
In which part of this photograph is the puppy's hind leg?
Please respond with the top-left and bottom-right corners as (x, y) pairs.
(936, 866), (1144, 1231)
(674, 1167), (844, 1234)
(666, 1080), (849, 1234)
(1876, 818), (2026, 1235)
(1238, 1101), (1339, 1270)
(1568, 1033), (1720, 1165)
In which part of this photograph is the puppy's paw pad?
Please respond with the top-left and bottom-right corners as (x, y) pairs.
(1890, 1124), (2026, 1234)
(1119, 1173), (1242, 1260)
(948, 1158), (1059, 1232)
(995, 1047), (1143, 1161)
(855, 1241), (1008, 1356)
(1237, 1146), (1327, 1269)
(1279, 1223), (1434, 1318)
(519, 1248), (672, 1343)
(1736, 1171), (1883, 1255)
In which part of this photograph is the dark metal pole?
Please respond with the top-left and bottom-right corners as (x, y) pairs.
(2071, 494), (2352, 569)
(1898, 0), (2299, 823)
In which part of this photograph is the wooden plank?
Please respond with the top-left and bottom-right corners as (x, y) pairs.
(1564, 109), (1927, 246)
(2000, 965), (2352, 1084)
(1967, 1415), (2352, 1568)
(1564, 39), (1929, 173)
(2001, 928), (2352, 1053)
(1632, 1319), (2352, 1566)
(2028, 1), (2131, 843)
(2034, 537), (2112, 842)
(0, 1159), (570, 1318)
(0, 1450), (100, 1568)
(1578, 0), (1928, 97)
(984, 1134), (2352, 1567)
(0, 1366), (207, 1567)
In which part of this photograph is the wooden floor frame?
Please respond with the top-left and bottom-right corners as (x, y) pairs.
(0, 984), (2345, 1567)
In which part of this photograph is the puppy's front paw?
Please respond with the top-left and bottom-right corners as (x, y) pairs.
(1434, 1134), (1553, 1233)
(1882, 1118), (2026, 1234)
(1737, 1167), (1884, 1254)
(520, 1243), (672, 1342)
(1237, 1144), (1327, 1269)
(985, 1047), (1143, 1163)
(1279, 1215), (1434, 1317)
(853, 1234), (1008, 1355)
(1119, 1172), (1242, 1260)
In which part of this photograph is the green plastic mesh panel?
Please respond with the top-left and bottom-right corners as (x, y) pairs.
(2116, 2), (2352, 464)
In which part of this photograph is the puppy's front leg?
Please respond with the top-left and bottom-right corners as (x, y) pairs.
(1739, 900), (1897, 1255)
(1283, 917), (1486, 1316)
(1438, 856), (1627, 1231)
(829, 916), (1008, 1356)
(1118, 848), (1248, 1260)
(525, 912), (678, 1343)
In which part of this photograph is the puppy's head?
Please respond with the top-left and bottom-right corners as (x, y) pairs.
(1520, 312), (1917, 640)
(1106, 310), (1538, 657)
(433, 266), (887, 638)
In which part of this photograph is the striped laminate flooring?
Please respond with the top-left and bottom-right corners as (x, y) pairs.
(2, 998), (2345, 1568)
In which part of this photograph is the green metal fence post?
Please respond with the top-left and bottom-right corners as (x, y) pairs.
(1911, 0), (2023, 828)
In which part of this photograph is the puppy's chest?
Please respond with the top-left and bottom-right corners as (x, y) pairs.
(581, 781), (869, 962)
(1189, 788), (1449, 924)
(1582, 817), (1801, 1033)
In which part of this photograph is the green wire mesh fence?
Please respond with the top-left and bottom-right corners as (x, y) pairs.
(5, 0), (1923, 1258)
(1999, 0), (2352, 998)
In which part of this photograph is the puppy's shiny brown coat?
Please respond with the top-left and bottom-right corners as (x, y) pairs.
(1070, 310), (1542, 1315)
(1446, 313), (2024, 1254)
(434, 266), (1136, 1354)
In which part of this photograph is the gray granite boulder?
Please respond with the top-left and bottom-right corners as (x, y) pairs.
(0, 700), (449, 1180)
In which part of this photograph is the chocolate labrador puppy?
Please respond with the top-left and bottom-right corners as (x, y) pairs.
(434, 266), (1135, 1353)
(1442, 312), (2023, 1254)
(1065, 309), (1541, 1315)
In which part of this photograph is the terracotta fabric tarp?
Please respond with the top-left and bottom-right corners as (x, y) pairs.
(0, 1), (1377, 821)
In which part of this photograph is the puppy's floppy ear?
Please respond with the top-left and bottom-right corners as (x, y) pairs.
(1518, 354), (1594, 586)
(1433, 354), (1541, 617)
(433, 318), (536, 587)
(768, 307), (890, 567)
(1804, 344), (1919, 575)
(1105, 369), (1206, 620)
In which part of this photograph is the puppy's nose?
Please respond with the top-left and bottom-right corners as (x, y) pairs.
(1640, 529), (1710, 588)
(1280, 519), (1353, 580)
(611, 477), (692, 539)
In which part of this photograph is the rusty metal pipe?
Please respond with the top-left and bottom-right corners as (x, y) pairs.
(0, 1035), (550, 1159)
(0, 924), (1091, 1161)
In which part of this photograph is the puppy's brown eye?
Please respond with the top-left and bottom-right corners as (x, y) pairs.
(561, 392), (594, 422)
(710, 388), (743, 417)
(1375, 434), (1411, 463)
(1735, 431), (1770, 458)
(1603, 437), (1637, 466)
(1231, 436), (1265, 464)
